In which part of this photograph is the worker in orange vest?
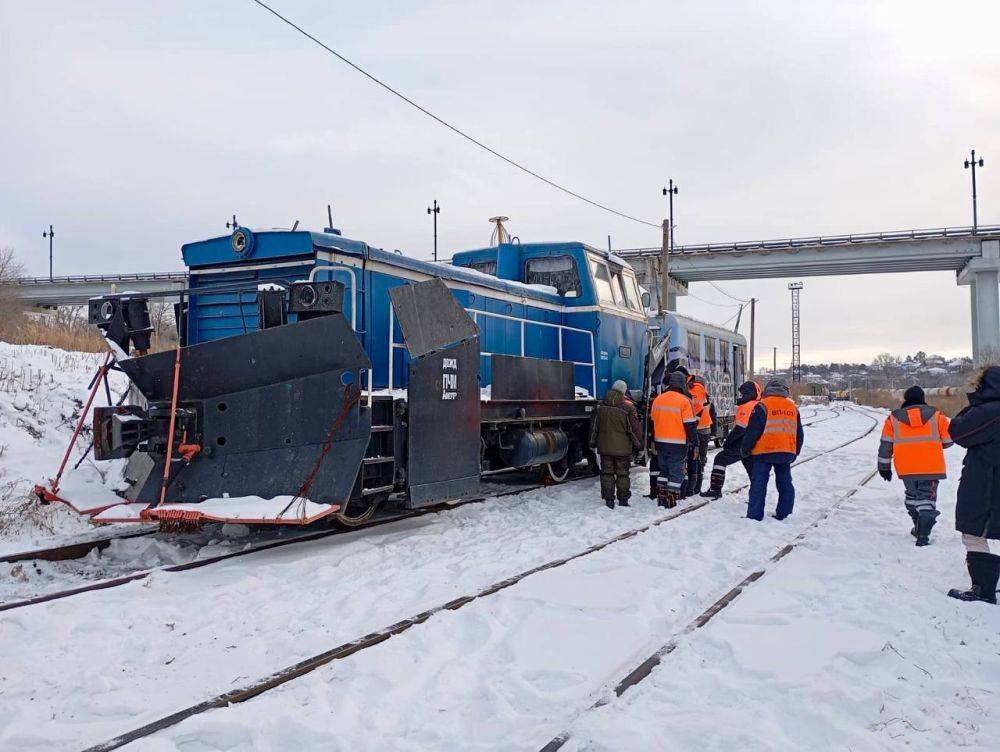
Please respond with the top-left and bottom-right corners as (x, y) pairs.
(741, 379), (804, 521)
(651, 371), (698, 508)
(877, 385), (953, 546)
(686, 373), (714, 496)
(701, 380), (762, 499)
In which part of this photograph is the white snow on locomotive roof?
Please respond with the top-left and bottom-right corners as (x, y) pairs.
(257, 282), (285, 292)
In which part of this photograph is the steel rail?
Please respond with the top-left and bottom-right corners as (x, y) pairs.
(539, 406), (880, 751)
(0, 472), (596, 614)
(1, 406), (837, 608)
(0, 529), (156, 564)
(79, 407), (867, 752)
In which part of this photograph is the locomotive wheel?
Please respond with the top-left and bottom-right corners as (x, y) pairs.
(545, 459), (570, 483)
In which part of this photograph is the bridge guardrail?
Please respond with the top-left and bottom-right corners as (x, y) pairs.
(8, 271), (187, 286)
(616, 224), (1000, 257)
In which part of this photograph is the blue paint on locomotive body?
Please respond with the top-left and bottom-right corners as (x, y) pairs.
(181, 229), (650, 398)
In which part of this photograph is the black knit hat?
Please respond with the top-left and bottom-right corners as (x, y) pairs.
(903, 385), (925, 406)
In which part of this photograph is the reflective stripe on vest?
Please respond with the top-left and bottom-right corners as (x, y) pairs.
(888, 411), (946, 477)
(652, 391), (695, 443)
(752, 396), (798, 455)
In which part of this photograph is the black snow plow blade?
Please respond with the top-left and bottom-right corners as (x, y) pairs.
(113, 311), (372, 512)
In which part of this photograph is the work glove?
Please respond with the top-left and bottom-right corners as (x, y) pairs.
(633, 450), (647, 467)
(878, 468), (892, 482)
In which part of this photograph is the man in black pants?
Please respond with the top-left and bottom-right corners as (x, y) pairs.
(701, 380), (761, 499)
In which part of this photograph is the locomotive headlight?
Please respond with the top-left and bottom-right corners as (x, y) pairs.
(298, 284), (318, 309)
(100, 300), (115, 322)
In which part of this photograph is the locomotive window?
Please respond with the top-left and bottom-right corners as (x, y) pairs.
(465, 260), (497, 276)
(622, 270), (642, 310)
(524, 255), (581, 297)
(686, 331), (701, 370)
(705, 336), (718, 368)
(720, 341), (731, 373)
(589, 259), (616, 305)
(610, 270), (627, 307)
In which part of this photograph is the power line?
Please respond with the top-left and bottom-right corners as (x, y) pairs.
(250, 0), (660, 229)
(706, 280), (749, 303)
(686, 291), (743, 309)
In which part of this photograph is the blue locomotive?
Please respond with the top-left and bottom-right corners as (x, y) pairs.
(45, 224), (745, 528)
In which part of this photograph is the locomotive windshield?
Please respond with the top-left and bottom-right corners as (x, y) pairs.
(589, 258), (616, 305)
(589, 256), (643, 312)
(524, 255), (581, 297)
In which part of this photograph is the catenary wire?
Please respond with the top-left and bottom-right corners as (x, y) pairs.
(249, 0), (660, 229)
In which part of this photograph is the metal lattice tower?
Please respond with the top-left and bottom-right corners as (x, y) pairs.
(788, 282), (803, 382)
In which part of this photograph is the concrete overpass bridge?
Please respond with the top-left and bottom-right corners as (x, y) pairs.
(617, 225), (1000, 361)
(6, 224), (1000, 359)
(6, 271), (187, 308)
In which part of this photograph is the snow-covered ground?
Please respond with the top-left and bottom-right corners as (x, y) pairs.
(1, 346), (996, 751)
(0, 343), (138, 556)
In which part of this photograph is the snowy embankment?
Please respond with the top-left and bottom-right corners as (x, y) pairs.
(0, 343), (130, 556)
(6, 407), (986, 752)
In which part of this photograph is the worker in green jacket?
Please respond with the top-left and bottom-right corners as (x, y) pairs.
(590, 380), (642, 509)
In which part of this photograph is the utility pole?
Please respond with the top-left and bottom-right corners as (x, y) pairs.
(773, 346), (777, 375)
(427, 200), (441, 261)
(659, 180), (678, 314)
(788, 281), (804, 382)
(964, 149), (985, 234)
(42, 225), (54, 281)
(749, 297), (756, 377)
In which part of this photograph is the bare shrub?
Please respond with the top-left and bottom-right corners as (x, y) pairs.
(855, 388), (968, 417)
(7, 308), (106, 352)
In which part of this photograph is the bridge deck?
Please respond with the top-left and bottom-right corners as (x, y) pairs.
(617, 225), (1000, 282)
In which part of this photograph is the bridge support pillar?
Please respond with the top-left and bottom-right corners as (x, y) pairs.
(959, 240), (1000, 363)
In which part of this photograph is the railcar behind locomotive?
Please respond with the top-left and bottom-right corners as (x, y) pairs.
(36, 222), (746, 529)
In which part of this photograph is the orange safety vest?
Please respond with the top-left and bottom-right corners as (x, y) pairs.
(735, 382), (763, 428)
(651, 390), (697, 444)
(688, 379), (713, 430)
(752, 395), (799, 455)
(881, 408), (951, 477)
(734, 399), (758, 428)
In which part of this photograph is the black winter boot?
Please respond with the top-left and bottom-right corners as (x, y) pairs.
(948, 552), (1000, 604)
(656, 485), (668, 507)
(604, 498), (615, 509)
(905, 504), (919, 537)
(700, 468), (725, 499)
(690, 471), (704, 496)
(914, 511), (938, 547)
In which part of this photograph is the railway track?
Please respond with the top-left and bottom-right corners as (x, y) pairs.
(0, 404), (850, 613)
(79, 405), (876, 752)
(539, 406), (881, 750)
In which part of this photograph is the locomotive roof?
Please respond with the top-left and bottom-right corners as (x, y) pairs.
(663, 310), (748, 344)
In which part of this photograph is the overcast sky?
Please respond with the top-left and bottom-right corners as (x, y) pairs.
(2, 0), (998, 365)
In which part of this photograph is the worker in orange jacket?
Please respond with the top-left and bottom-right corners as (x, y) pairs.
(701, 380), (762, 499)
(686, 373), (713, 496)
(742, 379), (804, 521)
(651, 371), (698, 508)
(878, 385), (953, 546)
